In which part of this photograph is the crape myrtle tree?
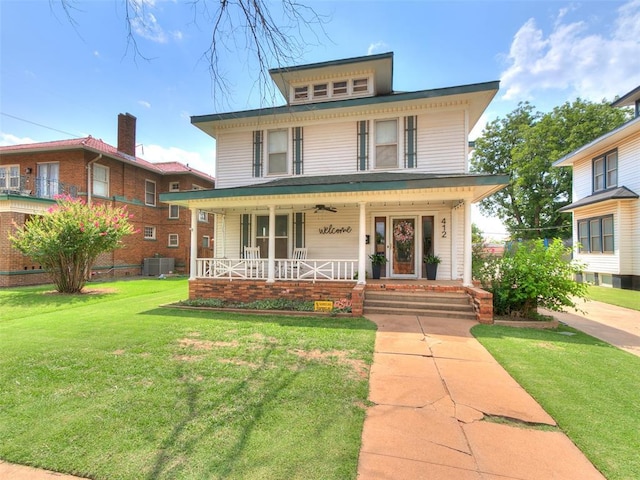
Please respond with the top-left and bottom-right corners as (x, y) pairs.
(10, 195), (136, 293)
(471, 99), (630, 240)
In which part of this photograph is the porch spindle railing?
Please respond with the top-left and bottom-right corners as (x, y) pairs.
(196, 258), (357, 281)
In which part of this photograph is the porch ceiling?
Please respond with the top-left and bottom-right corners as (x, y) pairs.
(160, 172), (509, 210)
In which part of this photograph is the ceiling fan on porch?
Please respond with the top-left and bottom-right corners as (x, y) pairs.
(307, 204), (338, 213)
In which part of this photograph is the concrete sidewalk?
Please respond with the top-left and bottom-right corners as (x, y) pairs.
(544, 300), (640, 357)
(357, 314), (605, 480)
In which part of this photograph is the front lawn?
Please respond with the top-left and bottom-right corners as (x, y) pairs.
(0, 278), (376, 480)
(472, 324), (640, 480)
(587, 285), (640, 311)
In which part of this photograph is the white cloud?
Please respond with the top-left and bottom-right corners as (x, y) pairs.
(138, 100), (152, 108)
(131, 12), (168, 43)
(501, 0), (640, 102)
(367, 42), (388, 55)
(136, 144), (216, 177)
(0, 132), (37, 146)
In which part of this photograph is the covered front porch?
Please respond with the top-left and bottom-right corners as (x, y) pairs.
(160, 172), (506, 321)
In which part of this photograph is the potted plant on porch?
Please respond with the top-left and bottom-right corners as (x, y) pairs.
(423, 254), (441, 280)
(369, 253), (387, 279)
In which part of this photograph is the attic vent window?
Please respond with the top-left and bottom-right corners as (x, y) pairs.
(332, 81), (347, 95)
(313, 83), (327, 98)
(294, 86), (309, 100)
(353, 78), (368, 93)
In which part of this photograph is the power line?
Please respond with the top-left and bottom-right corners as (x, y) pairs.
(1, 112), (83, 138)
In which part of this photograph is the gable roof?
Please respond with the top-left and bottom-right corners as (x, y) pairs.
(558, 186), (639, 212)
(611, 85), (640, 109)
(553, 115), (640, 167)
(0, 136), (215, 182)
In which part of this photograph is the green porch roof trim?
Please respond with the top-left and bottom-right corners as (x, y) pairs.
(268, 52), (393, 75)
(0, 194), (56, 204)
(160, 172), (510, 202)
(191, 81), (500, 125)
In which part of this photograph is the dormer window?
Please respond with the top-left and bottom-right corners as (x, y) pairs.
(353, 78), (369, 93)
(294, 86), (309, 100)
(332, 81), (347, 96)
(313, 83), (328, 98)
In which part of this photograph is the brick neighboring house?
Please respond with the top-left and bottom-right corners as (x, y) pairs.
(0, 113), (215, 287)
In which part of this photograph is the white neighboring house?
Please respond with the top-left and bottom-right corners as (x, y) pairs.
(161, 52), (508, 313)
(554, 85), (640, 290)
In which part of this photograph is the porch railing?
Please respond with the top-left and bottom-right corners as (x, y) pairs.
(0, 174), (79, 199)
(196, 258), (358, 281)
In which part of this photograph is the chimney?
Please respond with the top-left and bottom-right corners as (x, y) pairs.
(117, 113), (137, 157)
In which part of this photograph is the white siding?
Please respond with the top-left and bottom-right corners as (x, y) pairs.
(213, 107), (469, 188)
(301, 121), (356, 176)
(417, 110), (466, 173)
(215, 131), (256, 189)
(574, 203), (620, 274)
(618, 131), (640, 192)
(572, 159), (592, 200)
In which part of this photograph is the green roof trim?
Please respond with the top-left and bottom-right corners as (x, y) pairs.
(160, 172), (510, 202)
(268, 52), (393, 75)
(191, 81), (500, 125)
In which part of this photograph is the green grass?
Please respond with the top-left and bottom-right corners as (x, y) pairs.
(587, 285), (640, 311)
(472, 324), (640, 480)
(0, 278), (376, 480)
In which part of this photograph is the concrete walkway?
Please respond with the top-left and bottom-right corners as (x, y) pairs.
(543, 300), (640, 357)
(357, 314), (605, 480)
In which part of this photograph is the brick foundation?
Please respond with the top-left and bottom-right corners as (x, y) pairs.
(190, 279), (357, 309)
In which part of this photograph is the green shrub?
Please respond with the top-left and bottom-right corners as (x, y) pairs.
(476, 238), (586, 318)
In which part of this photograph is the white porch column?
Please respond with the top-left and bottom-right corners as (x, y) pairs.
(189, 207), (198, 280)
(267, 205), (276, 283)
(358, 202), (367, 284)
(463, 200), (473, 286)
(451, 206), (458, 280)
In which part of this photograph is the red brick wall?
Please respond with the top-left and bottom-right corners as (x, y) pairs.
(1, 149), (214, 286)
(190, 279), (357, 307)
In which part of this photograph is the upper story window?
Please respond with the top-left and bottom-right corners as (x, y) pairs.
(332, 81), (347, 96)
(145, 180), (156, 206)
(0, 165), (20, 191)
(294, 86), (309, 101)
(93, 164), (109, 197)
(169, 181), (180, 192)
(352, 78), (369, 93)
(313, 83), (328, 99)
(593, 150), (617, 192)
(268, 129), (288, 175)
(375, 119), (398, 168)
(168, 204), (179, 219)
(36, 162), (60, 199)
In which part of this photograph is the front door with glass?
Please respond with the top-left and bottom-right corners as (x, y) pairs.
(391, 217), (416, 276)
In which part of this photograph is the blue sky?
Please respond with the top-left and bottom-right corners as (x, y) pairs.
(2, 0), (640, 236)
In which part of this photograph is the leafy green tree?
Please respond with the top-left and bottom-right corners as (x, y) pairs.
(476, 239), (587, 318)
(471, 99), (630, 239)
(10, 196), (136, 293)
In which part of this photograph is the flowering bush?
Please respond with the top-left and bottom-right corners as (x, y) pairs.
(10, 195), (136, 293)
(393, 220), (414, 243)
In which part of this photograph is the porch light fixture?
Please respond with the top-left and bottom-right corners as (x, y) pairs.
(25, 167), (32, 174)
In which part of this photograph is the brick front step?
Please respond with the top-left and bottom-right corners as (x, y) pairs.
(363, 290), (476, 319)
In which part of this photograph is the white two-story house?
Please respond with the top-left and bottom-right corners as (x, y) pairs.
(161, 52), (508, 316)
(554, 85), (640, 291)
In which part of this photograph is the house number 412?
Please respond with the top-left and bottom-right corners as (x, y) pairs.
(441, 218), (447, 238)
